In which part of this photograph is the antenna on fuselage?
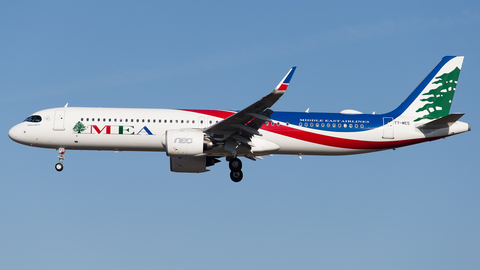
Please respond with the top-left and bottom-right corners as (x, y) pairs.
(64, 103), (69, 107)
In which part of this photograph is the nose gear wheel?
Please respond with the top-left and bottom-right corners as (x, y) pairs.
(56, 148), (65, 172)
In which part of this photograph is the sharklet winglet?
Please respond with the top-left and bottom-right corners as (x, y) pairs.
(274, 66), (296, 92)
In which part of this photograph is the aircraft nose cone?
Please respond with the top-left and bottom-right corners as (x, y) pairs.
(8, 124), (23, 143)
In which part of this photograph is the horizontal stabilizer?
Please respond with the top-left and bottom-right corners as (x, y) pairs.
(417, 113), (465, 129)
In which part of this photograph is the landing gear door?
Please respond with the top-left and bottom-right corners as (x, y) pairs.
(54, 110), (65, 131)
(382, 117), (394, 139)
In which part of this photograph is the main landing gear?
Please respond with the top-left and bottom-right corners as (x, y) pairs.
(229, 157), (243, 182)
(55, 148), (65, 172)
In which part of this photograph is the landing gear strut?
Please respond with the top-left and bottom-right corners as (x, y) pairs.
(229, 157), (243, 182)
(55, 148), (65, 172)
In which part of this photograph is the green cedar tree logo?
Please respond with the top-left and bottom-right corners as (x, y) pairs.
(73, 121), (86, 133)
(414, 67), (460, 122)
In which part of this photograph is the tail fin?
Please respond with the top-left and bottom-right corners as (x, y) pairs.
(390, 56), (464, 122)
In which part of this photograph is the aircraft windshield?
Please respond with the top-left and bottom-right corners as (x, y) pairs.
(24, 115), (42, 122)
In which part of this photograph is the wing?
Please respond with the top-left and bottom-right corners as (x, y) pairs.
(204, 67), (296, 155)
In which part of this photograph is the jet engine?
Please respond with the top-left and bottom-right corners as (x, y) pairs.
(170, 156), (220, 173)
(162, 129), (213, 157)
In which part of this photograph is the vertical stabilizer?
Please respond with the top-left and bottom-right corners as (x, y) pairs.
(391, 56), (464, 122)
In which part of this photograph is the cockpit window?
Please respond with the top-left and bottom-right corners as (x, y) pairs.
(24, 115), (42, 122)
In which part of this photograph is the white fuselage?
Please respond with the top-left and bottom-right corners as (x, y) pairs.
(8, 107), (470, 157)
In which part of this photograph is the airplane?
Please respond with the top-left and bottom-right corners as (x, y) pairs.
(8, 56), (470, 182)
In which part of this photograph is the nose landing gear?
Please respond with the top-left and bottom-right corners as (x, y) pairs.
(55, 148), (65, 172)
(229, 157), (243, 182)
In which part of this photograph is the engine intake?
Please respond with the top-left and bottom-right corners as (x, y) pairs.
(163, 129), (212, 157)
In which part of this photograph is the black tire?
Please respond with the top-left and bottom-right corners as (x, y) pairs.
(229, 157), (242, 171)
(55, 163), (63, 172)
(230, 170), (243, 182)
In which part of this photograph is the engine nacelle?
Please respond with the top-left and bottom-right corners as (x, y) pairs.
(163, 129), (210, 157)
(170, 156), (221, 173)
(170, 156), (208, 173)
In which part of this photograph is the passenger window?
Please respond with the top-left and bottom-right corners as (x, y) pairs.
(81, 118), (84, 121)
(332, 123), (336, 127)
(192, 120), (195, 124)
(310, 123), (313, 127)
(181, 120), (184, 123)
(109, 119), (111, 122)
(299, 123), (302, 126)
(321, 123), (325, 127)
(360, 124), (364, 128)
(316, 123), (319, 127)
(327, 123), (330, 127)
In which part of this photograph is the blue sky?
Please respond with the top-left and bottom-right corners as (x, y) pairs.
(1, 1), (479, 269)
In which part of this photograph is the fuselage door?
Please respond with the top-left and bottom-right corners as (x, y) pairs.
(53, 110), (66, 131)
(382, 117), (394, 139)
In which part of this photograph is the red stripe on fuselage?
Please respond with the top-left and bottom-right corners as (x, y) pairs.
(179, 109), (235, 119)
(261, 125), (432, 149)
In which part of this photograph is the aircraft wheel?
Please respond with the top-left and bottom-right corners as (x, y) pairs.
(55, 163), (63, 172)
(230, 170), (243, 182)
(229, 157), (242, 172)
